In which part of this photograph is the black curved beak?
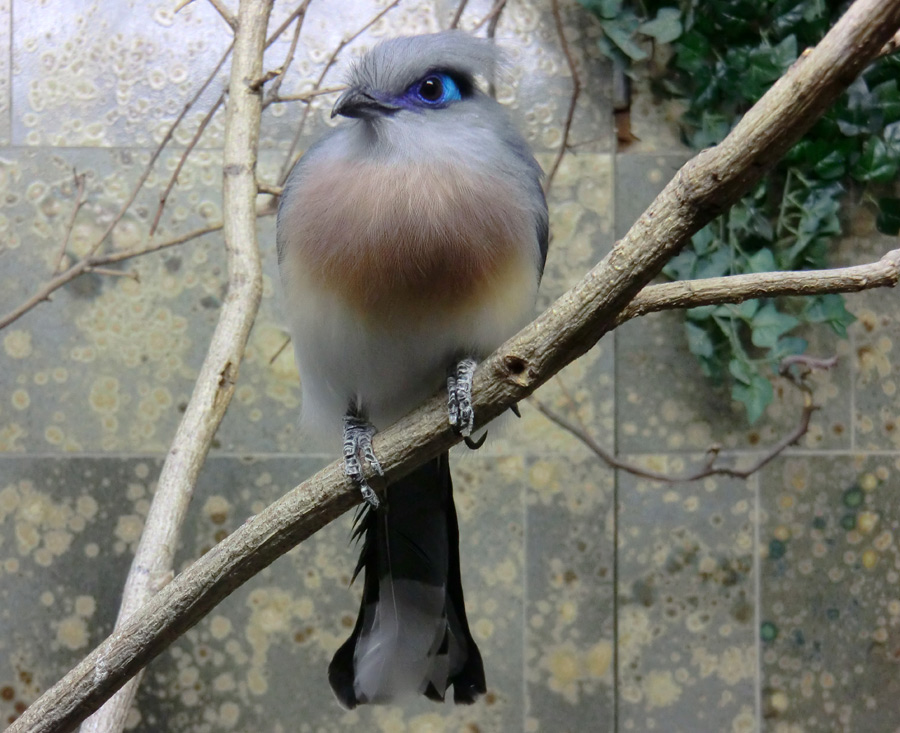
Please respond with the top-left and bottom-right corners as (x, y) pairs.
(331, 88), (400, 119)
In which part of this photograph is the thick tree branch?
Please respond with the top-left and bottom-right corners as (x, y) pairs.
(78, 2), (271, 732)
(9, 1), (900, 731)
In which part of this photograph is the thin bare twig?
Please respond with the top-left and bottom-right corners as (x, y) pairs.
(780, 354), (839, 372)
(257, 181), (283, 197)
(0, 214), (268, 332)
(149, 95), (225, 237)
(91, 41), (234, 261)
(96, 222), (219, 265)
(5, 0), (312, 321)
(485, 0), (507, 38)
(207, 0), (236, 29)
(50, 170), (88, 274)
(545, 0), (581, 193)
(152, 3), (315, 236)
(471, 0), (508, 32)
(141, 40), (232, 236)
(277, 0), (402, 186)
(263, 0), (313, 103)
(0, 40), (235, 331)
(85, 267), (138, 281)
(267, 83), (346, 105)
(268, 333), (291, 364)
(450, 0), (470, 29)
(531, 356), (834, 483)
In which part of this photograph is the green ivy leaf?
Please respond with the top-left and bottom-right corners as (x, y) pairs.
(746, 248), (776, 272)
(686, 321), (714, 358)
(690, 111), (731, 147)
(751, 303), (800, 348)
(876, 196), (900, 235)
(663, 248), (697, 281)
(884, 121), (900, 155)
(729, 357), (753, 385)
(578, 0), (621, 18)
(674, 30), (711, 76)
(639, 8), (682, 44)
(734, 299), (761, 321)
(838, 77), (883, 136)
(851, 136), (899, 182)
(691, 223), (717, 255)
(693, 246), (733, 279)
(740, 36), (797, 100)
(729, 199), (774, 242)
(781, 182), (842, 266)
(732, 375), (773, 423)
(874, 79), (900, 123)
(601, 18), (649, 61)
(597, 0), (623, 17)
(770, 336), (808, 361)
(813, 150), (847, 179)
(805, 294), (857, 337)
(685, 305), (717, 322)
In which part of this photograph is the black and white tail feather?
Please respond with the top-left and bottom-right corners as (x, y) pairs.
(328, 453), (486, 708)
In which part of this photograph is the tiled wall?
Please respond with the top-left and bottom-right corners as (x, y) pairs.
(0, 2), (897, 732)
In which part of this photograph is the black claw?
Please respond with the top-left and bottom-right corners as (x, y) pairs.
(509, 403), (522, 418)
(463, 431), (488, 450)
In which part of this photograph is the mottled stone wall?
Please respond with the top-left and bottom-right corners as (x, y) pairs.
(0, 2), (897, 732)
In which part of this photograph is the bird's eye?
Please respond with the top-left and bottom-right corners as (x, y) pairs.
(413, 73), (462, 106)
(419, 76), (444, 102)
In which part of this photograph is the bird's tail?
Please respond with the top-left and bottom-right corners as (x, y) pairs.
(328, 452), (486, 708)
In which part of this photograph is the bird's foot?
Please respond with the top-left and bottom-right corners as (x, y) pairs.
(448, 357), (478, 441)
(342, 414), (383, 508)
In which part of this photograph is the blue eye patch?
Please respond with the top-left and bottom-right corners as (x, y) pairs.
(404, 72), (465, 108)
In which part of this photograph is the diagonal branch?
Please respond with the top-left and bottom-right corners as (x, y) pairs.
(262, 0), (313, 103)
(9, 1), (900, 731)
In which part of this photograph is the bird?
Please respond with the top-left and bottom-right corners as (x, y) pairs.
(276, 30), (548, 708)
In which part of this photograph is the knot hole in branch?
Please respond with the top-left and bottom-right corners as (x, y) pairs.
(502, 354), (532, 387)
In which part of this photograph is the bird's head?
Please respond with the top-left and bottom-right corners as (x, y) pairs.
(331, 31), (499, 121)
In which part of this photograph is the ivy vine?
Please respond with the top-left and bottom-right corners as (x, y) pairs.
(578, 0), (900, 421)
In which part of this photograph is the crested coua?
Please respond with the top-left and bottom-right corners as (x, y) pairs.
(277, 31), (548, 708)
